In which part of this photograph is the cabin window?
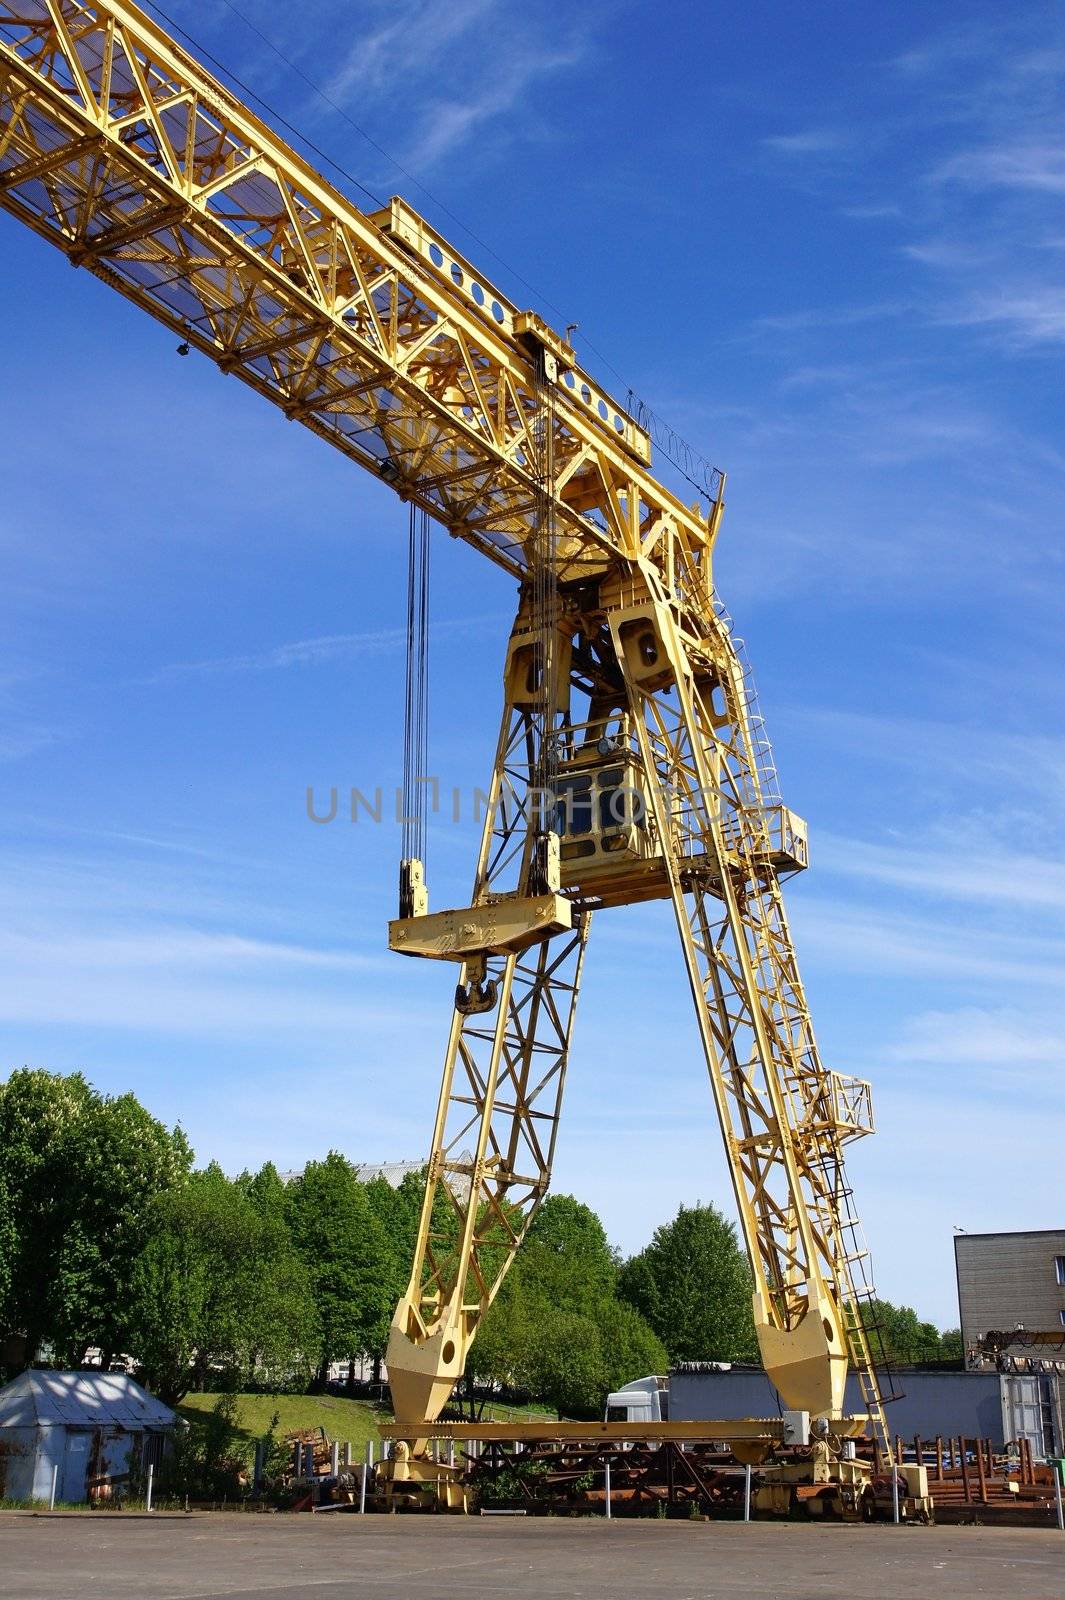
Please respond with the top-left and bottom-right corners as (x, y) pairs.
(554, 778), (592, 837)
(598, 769), (626, 832)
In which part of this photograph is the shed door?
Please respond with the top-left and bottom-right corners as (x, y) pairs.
(61, 1431), (90, 1503)
(1002, 1375), (1055, 1461)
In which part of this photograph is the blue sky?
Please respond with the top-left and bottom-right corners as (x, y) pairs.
(1, 0), (1063, 1327)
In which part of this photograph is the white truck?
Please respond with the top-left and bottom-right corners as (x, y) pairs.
(604, 1368), (811, 1448)
(604, 1375), (671, 1424)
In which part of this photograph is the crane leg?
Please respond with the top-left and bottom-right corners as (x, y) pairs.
(386, 693), (590, 1433)
(607, 584), (889, 1447)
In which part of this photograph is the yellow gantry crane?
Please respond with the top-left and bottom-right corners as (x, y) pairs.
(0, 0), (896, 1487)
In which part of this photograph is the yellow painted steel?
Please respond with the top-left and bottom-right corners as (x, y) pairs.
(0, 0), (705, 584)
(0, 0), (894, 1468)
(376, 1419), (868, 1444)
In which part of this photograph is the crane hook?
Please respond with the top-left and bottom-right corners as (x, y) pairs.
(455, 977), (498, 1016)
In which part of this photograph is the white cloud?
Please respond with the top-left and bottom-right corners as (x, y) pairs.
(0, 922), (400, 1039)
(816, 832), (1065, 916)
(0, 925), (380, 975)
(776, 363), (865, 391)
(778, 368), (997, 467)
(322, 0), (497, 104)
(312, 0), (589, 174)
(0, 855), (416, 1043)
(0, 966), (403, 1040)
(935, 142), (1065, 196)
(794, 895), (1065, 991)
(791, 706), (1065, 821)
(901, 237), (986, 269)
(151, 614), (491, 680)
(781, 17), (1065, 372)
(881, 26), (1065, 351)
(940, 285), (1065, 346)
(0, 670), (64, 763)
(748, 301), (908, 334)
(0, 723), (61, 762)
(400, 43), (583, 172)
(885, 1007), (1064, 1071)
(761, 129), (849, 156)
(889, 20), (1063, 88)
(841, 203), (905, 220)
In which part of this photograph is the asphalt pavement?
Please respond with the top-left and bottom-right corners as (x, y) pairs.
(2, 1510), (1063, 1600)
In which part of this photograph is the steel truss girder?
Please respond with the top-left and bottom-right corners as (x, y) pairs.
(0, 0), (718, 592)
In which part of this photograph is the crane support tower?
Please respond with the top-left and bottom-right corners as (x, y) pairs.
(0, 0), (904, 1505)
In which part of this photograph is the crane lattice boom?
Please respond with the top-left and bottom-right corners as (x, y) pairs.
(0, 0), (710, 587)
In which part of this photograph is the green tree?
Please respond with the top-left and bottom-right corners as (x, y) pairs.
(863, 1298), (947, 1365)
(468, 1196), (666, 1417)
(515, 1195), (619, 1311)
(0, 1069), (95, 1362)
(619, 1202), (757, 1364)
(595, 1296), (668, 1393)
(127, 1164), (317, 1403)
(0, 1170), (14, 1333)
(286, 1153), (392, 1386)
(0, 1069), (191, 1366)
(240, 1161), (288, 1221)
(525, 1308), (608, 1417)
(515, 1300), (667, 1419)
(466, 1277), (534, 1392)
(164, 1392), (250, 1501)
(362, 1171), (424, 1379)
(127, 1204), (210, 1403)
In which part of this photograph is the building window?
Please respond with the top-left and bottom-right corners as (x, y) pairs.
(1056, 1256), (1065, 1285)
(1060, 1310), (1065, 1327)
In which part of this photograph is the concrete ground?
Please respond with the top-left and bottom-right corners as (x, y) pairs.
(2, 1511), (1063, 1600)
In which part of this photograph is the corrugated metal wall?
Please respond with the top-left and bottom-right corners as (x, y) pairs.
(0, 1425), (151, 1503)
(0, 1425), (62, 1501)
(669, 1369), (1007, 1445)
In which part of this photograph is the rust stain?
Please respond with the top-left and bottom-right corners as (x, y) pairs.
(0, 1436), (30, 1499)
(86, 1427), (109, 1502)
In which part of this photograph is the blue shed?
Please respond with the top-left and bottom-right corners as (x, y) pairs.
(0, 1370), (176, 1503)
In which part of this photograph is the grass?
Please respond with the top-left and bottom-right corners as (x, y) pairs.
(177, 1393), (386, 1453)
(176, 1391), (560, 1451)
(0, 1497), (83, 1511)
(475, 1399), (559, 1423)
